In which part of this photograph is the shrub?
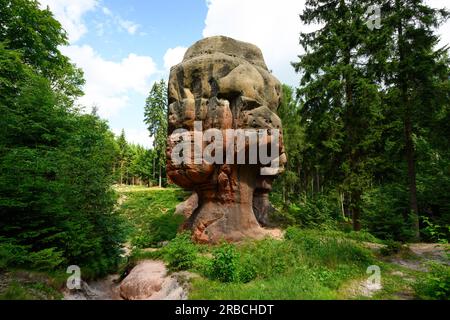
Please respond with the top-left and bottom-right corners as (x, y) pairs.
(362, 184), (415, 241)
(421, 217), (449, 244)
(0, 241), (29, 270)
(414, 262), (450, 300)
(162, 232), (198, 272)
(0, 241), (65, 271)
(380, 240), (404, 256)
(237, 258), (258, 283)
(27, 248), (66, 271)
(209, 243), (240, 283)
(287, 194), (341, 229)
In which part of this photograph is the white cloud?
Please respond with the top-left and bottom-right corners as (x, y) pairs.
(39, 0), (99, 43)
(203, 0), (307, 86)
(112, 128), (154, 148)
(62, 45), (158, 118)
(203, 0), (450, 86)
(119, 19), (139, 35)
(101, 5), (140, 35)
(426, 0), (450, 49)
(163, 46), (188, 70)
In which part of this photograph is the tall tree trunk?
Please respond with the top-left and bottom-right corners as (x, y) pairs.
(297, 164), (302, 194)
(344, 46), (361, 231)
(120, 161), (124, 185)
(404, 108), (420, 239)
(396, 1), (420, 240)
(153, 156), (156, 180)
(340, 192), (345, 220)
(315, 167), (320, 193)
(159, 164), (162, 188)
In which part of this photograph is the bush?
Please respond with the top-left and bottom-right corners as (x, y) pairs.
(209, 243), (240, 283)
(421, 217), (449, 244)
(380, 240), (404, 256)
(287, 194), (341, 229)
(0, 241), (29, 270)
(237, 258), (258, 283)
(414, 262), (450, 300)
(362, 184), (415, 241)
(0, 241), (66, 271)
(162, 232), (198, 272)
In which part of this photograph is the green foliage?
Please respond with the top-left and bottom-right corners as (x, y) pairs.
(287, 194), (341, 229)
(0, 0), (84, 104)
(0, 1), (124, 278)
(268, 0), (450, 242)
(362, 184), (414, 241)
(284, 228), (373, 267)
(162, 232), (198, 272)
(191, 228), (374, 299)
(0, 277), (62, 300)
(144, 79), (168, 187)
(209, 243), (240, 283)
(414, 262), (450, 300)
(422, 217), (449, 244)
(0, 281), (35, 300)
(201, 227), (373, 286)
(117, 187), (187, 248)
(380, 240), (404, 257)
(0, 242), (29, 270)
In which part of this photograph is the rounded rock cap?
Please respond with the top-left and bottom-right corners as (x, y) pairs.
(183, 36), (269, 70)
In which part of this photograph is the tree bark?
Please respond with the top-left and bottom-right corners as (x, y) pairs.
(159, 164), (162, 188)
(396, 0), (420, 240)
(120, 161), (124, 185)
(352, 191), (362, 231)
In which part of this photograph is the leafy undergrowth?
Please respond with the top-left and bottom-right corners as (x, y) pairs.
(116, 186), (188, 248)
(187, 228), (375, 300)
(120, 187), (450, 300)
(4, 186), (446, 300)
(0, 271), (65, 300)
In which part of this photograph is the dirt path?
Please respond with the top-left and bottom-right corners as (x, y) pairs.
(389, 243), (449, 272)
(342, 243), (449, 300)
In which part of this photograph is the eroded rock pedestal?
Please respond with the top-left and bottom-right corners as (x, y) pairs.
(167, 36), (286, 243)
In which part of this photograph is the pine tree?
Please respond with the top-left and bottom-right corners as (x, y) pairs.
(144, 79), (168, 187)
(368, 0), (449, 240)
(294, 0), (384, 230)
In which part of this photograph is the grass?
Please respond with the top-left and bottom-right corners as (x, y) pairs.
(0, 271), (64, 300)
(187, 229), (375, 300)
(118, 187), (442, 300)
(3, 186), (443, 300)
(115, 186), (188, 248)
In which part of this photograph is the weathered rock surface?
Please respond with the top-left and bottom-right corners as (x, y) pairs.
(119, 261), (190, 300)
(63, 275), (122, 300)
(175, 192), (199, 219)
(167, 36), (286, 243)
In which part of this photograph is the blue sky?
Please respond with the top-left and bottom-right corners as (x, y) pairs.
(40, 0), (450, 147)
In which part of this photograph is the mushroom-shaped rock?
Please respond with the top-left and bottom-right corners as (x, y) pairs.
(167, 36), (286, 243)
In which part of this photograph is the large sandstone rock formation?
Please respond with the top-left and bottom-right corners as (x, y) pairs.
(119, 261), (190, 300)
(167, 36), (286, 243)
